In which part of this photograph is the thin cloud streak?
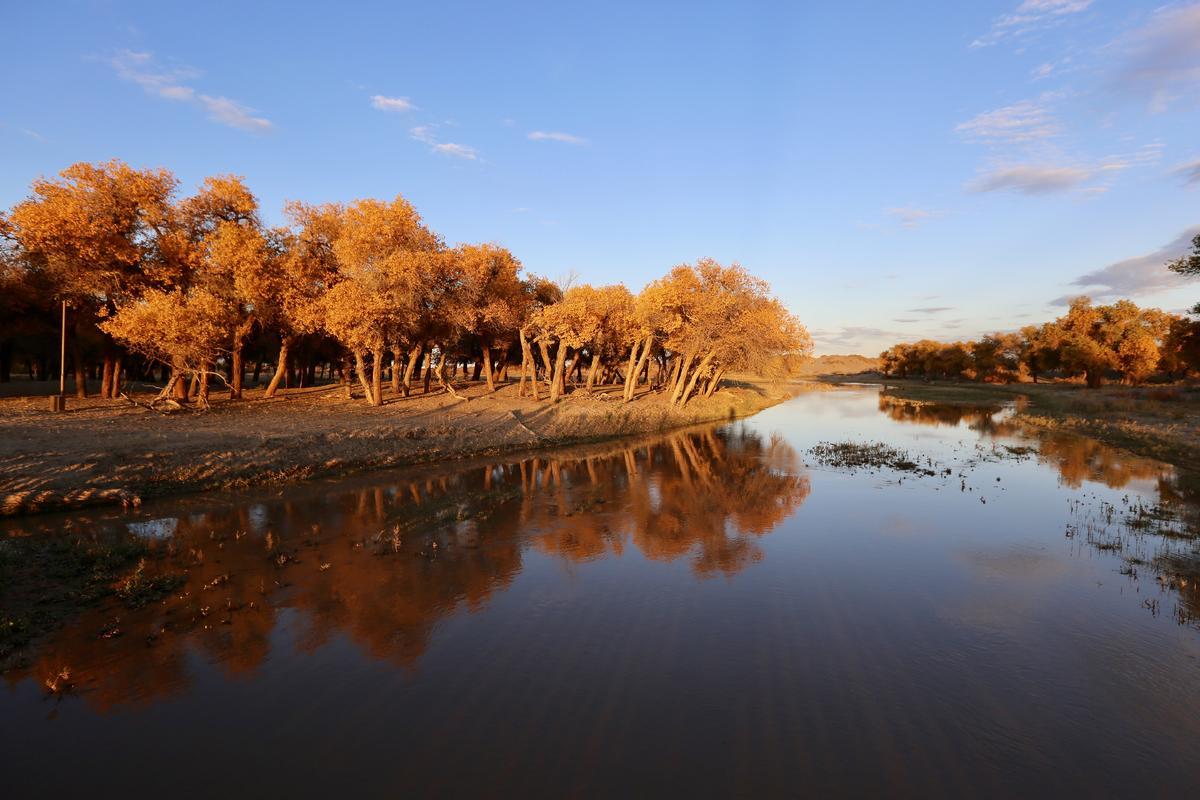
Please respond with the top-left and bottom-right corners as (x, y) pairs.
(972, 0), (1093, 48)
(1056, 225), (1200, 303)
(371, 95), (416, 112)
(955, 100), (1060, 143)
(1173, 158), (1200, 187)
(1107, 4), (1200, 113)
(528, 130), (588, 144)
(968, 164), (1092, 194)
(410, 125), (478, 160)
(108, 50), (271, 132)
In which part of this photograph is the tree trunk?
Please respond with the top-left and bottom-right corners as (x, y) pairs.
(538, 339), (554, 386)
(435, 347), (465, 399)
(371, 348), (384, 406)
(424, 351), (434, 393)
(679, 352), (715, 406)
(198, 360), (211, 406)
(391, 348), (403, 396)
(230, 317), (254, 399)
(481, 342), (496, 392)
(71, 337), (87, 398)
(625, 335), (654, 402)
(402, 344), (423, 397)
(519, 329), (539, 401)
(623, 338), (642, 401)
(264, 337), (292, 398)
(173, 366), (190, 401)
(669, 351), (696, 405)
(549, 343), (569, 403)
(704, 366), (726, 398)
(355, 351), (375, 405)
(585, 352), (601, 391)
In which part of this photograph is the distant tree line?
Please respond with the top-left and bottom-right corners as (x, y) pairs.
(880, 292), (1200, 387)
(0, 160), (811, 407)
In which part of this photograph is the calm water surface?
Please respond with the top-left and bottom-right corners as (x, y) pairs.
(3, 388), (1199, 798)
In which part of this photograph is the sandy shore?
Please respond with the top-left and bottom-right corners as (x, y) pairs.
(0, 379), (799, 516)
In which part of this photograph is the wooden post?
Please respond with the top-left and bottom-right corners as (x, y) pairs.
(50, 300), (67, 412)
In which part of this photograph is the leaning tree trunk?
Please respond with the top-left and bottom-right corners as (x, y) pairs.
(264, 336), (293, 399)
(678, 352), (715, 407)
(402, 343), (423, 397)
(624, 335), (654, 402)
(669, 351), (696, 405)
(623, 339), (641, 401)
(704, 366), (726, 398)
(538, 339), (555, 387)
(585, 352), (601, 391)
(549, 342), (569, 403)
(354, 351), (375, 405)
(519, 329), (539, 400)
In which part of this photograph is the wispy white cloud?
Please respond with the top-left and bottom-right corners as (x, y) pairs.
(906, 306), (954, 314)
(1055, 225), (1200, 302)
(810, 326), (904, 353)
(371, 95), (416, 112)
(409, 125), (478, 160)
(1031, 62), (1056, 80)
(196, 95), (272, 133)
(1108, 4), (1200, 113)
(528, 130), (588, 144)
(955, 99), (1060, 143)
(1173, 158), (1200, 187)
(19, 127), (45, 141)
(972, 0), (1094, 48)
(108, 50), (271, 132)
(885, 207), (945, 229)
(432, 142), (478, 159)
(968, 164), (1093, 194)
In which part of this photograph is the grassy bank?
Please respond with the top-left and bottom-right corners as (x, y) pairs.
(821, 375), (1200, 471)
(0, 378), (799, 517)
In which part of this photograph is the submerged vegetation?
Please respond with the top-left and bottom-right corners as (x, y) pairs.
(0, 533), (180, 669)
(807, 441), (939, 476)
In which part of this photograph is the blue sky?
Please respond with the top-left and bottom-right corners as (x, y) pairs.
(3, 0), (1198, 354)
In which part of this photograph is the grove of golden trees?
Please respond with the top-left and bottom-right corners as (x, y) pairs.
(880, 296), (1200, 386)
(0, 161), (811, 408)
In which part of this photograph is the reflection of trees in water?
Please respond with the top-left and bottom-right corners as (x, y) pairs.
(534, 428), (810, 578)
(877, 394), (1173, 491)
(5, 424), (808, 710)
(878, 394), (1200, 626)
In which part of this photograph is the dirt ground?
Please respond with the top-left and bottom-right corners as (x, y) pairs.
(0, 378), (798, 516)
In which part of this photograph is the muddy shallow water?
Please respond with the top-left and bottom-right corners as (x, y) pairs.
(2, 387), (1199, 798)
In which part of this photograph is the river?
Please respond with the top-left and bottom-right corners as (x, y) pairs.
(2, 386), (1199, 797)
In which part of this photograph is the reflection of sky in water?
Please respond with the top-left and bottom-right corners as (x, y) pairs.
(125, 517), (178, 539)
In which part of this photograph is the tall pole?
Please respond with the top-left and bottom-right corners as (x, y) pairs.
(59, 300), (67, 396)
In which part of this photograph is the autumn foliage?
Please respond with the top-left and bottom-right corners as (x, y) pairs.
(880, 297), (1200, 386)
(1, 160), (810, 407)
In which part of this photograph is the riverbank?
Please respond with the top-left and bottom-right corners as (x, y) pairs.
(821, 375), (1200, 471)
(0, 379), (799, 517)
